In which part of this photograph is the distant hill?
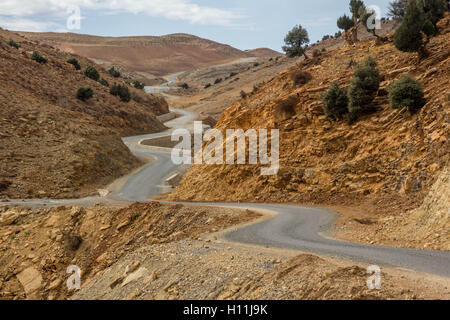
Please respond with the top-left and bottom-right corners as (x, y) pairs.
(245, 48), (282, 57)
(18, 32), (253, 77)
(0, 28), (167, 199)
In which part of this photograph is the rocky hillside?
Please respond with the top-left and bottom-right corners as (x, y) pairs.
(170, 16), (449, 216)
(19, 32), (253, 77)
(0, 29), (168, 199)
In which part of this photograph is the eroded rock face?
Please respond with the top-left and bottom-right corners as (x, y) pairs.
(170, 15), (450, 209)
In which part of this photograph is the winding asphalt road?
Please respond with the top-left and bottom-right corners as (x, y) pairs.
(112, 108), (450, 278)
(5, 72), (449, 279)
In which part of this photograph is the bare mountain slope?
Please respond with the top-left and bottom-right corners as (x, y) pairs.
(0, 29), (168, 199)
(18, 32), (252, 77)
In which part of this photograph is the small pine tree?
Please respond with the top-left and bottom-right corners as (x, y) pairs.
(108, 67), (121, 78)
(337, 14), (355, 31)
(76, 87), (93, 101)
(132, 80), (145, 89)
(8, 40), (20, 49)
(84, 66), (100, 81)
(282, 25), (310, 59)
(31, 51), (47, 64)
(348, 56), (380, 114)
(67, 58), (81, 70)
(422, 0), (446, 27)
(389, 74), (426, 113)
(322, 82), (349, 120)
(110, 84), (131, 102)
(394, 0), (427, 54)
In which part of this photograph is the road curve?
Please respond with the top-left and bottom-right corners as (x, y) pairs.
(113, 108), (450, 278)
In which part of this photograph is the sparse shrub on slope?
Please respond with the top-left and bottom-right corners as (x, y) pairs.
(67, 58), (81, 70)
(132, 80), (145, 89)
(108, 67), (121, 78)
(389, 75), (426, 113)
(84, 66), (100, 81)
(110, 84), (131, 102)
(289, 70), (312, 86)
(76, 87), (94, 101)
(31, 51), (47, 64)
(99, 78), (109, 87)
(322, 82), (349, 120)
(348, 56), (380, 114)
(8, 40), (20, 49)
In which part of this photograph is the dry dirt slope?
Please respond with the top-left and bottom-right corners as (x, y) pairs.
(0, 28), (168, 199)
(19, 32), (255, 77)
(170, 16), (449, 243)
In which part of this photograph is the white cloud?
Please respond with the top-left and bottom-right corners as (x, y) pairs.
(0, 17), (62, 32)
(0, 0), (246, 31)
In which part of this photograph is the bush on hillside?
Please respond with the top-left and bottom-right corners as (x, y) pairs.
(179, 83), (189, 89)
(8, 40), (20, 49)
(108, 67), (121, 78)
(289, 70), (312, 86)
(276, 96), (297, 116)
(110, 84), (131, 102)
(132, 80), (145, 89)
(99, 78), (109, 87)
(204, 83), (211, 89)
(389, 75), (426, 113)
(312, 49), (321, 57)
(214, 78), (223, 84)
(67, 58), (81, 70)
(31, 51), (47, 64)
(348, 56), (380, 114)
(322, 82), (349, 120)
(76, 87), (93, 101)
(84, 66), (100, 81)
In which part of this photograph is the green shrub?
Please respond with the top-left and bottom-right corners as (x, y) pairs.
(179, 83), (189, 89)
(289, 70), (312, 86)
(84, 66), (100, 81)
(76, 87), (93, 101)
(348, 56), (380, 114)
(31, 51), (47, 64)
(204, 83), (211, 89)
(110, 84), (131, 102)
(394, 0), (427, 53)
(132, 80), (145, 89)
(214, 78), (223, 84)
(67, 58), (81, 70)
(108, 67), (121, 78)
(99, 78), (109, 87)
(389, 75), (426, 113)
(8, 40), (20, 49)
(337, 14), (355, 31)
(240, 90), (247, 98)
(322, 82), (349, 120)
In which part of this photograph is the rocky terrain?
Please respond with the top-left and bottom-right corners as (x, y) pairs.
(336, 164), (449, 251)
(0, 28), (168, 199)
(0, 202), (259, 300)
(72, 240), (449, 301)
(169, 15), (449, 250)
(19, 32), (267, 78)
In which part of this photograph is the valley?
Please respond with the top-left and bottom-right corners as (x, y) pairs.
(0, 3), (449, 302)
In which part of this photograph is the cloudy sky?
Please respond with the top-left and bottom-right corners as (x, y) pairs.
(0, 0), (392, 51)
